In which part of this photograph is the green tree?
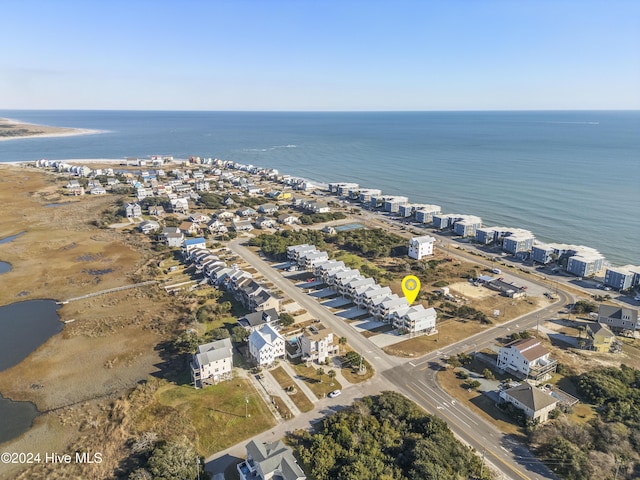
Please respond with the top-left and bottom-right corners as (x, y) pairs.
(279, 312), (295, 327)
(338, 336), (348, 353)
(232, 326), (249, 343)
(173, 331), (199, 354)
(317, 367), (325, 384)
(482, 368), (495, 380)
(328, 369), (336, 386)
(209, 328), (230, 341)
(147, 439), (200, 480)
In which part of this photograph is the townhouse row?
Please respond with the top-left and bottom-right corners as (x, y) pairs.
(286, 244), (437, 336)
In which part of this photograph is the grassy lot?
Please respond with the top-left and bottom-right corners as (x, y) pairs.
(437, 368), (527, 441)
(270, 366), (314, 412)
(140, 378), (277, 456)
(383, 319), (481, 357)
(271, 395), (294, 420)
(291, 363), (342, 398)
(341, 365), (375, 384)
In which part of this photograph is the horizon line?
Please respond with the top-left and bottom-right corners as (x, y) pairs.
(1, 108), (639, 114)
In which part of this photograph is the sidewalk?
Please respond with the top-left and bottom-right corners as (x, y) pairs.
(279, 361), (319, 401)
(261, 369), (301, 416)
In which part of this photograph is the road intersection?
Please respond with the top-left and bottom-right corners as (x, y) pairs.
(209, 238), (572, 479)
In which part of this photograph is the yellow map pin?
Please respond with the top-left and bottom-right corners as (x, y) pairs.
(401, 275), (421, 305)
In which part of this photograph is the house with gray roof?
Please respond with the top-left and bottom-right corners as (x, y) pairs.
(238, 309), (280, 332)
(190, 338), (233, 388)
(499, 383), (557, 423)
(239, 439), (306, 480)
(598, 305), (639, 332)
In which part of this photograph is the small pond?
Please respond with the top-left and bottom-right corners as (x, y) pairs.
(0, 299), (63, 444)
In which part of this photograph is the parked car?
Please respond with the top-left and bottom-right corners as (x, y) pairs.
(328, 389), (342, 398)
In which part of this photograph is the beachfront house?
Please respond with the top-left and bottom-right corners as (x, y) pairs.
(497, 338), (557, 381)
(502, 229), (535, 256)
(408, 235), (435, 260)
(414, 205), (442, 224)
(383, 196), (409, 213)
(190, 338), (233, 388)
(452, 215), (482, 237)
(566, 250), (605, 277)
(604, 265), (640, 291)
(278, 213), (299, 225)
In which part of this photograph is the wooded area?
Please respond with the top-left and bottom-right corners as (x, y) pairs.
(288, 391), (487, 480)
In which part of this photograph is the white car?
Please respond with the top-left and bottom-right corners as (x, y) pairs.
(328, 389), (341, 398)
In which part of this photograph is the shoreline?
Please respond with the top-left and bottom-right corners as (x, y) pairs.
(0, 117), (106, 142)
(3, 155), (636, 268)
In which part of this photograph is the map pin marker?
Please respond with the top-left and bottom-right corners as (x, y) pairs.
(401, 275), (421, 305)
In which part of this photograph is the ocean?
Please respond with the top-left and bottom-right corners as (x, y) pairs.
(1, 110), (638, 266)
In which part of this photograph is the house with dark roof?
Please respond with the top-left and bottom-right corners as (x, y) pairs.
(238, 309), (280, 332)
(238, 439), (306, 480)
(496, 338), (557, 381)
(499, 383), (557, 423)
(597, 305), (639, 332)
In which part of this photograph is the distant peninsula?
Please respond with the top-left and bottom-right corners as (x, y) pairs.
(0, 117), (102, 141)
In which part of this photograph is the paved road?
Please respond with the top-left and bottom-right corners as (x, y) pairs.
(214, 239), (570, 479)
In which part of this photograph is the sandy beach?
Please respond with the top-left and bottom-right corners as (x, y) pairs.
(0, 117), (104, 142)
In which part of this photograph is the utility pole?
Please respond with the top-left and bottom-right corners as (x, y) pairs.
(480, 448), (486, 478)
(614, 457), (621, 480)
(536, 314), (540, 335)
(245, 393), (249, 418)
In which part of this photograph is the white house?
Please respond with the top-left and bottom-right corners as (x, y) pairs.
(391, 304), (437, 334)
(497, 338), (557, 381)
(190, 338), (233, 388)
(298, 324), (338, 364)
(138, 220), (160, 234)
(239, 440), (306, 480)
(125, 202), (142, 218)
(248, 324), (285, 366)
(408, 235), (435, 260)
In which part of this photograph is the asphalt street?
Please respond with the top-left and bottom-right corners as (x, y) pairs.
(215, 239), (572, 479)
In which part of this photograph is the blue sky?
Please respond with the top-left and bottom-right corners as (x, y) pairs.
(2, 0), (639, 110)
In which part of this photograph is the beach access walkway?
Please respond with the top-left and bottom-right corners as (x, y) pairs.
(60, 280), (157, 303)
